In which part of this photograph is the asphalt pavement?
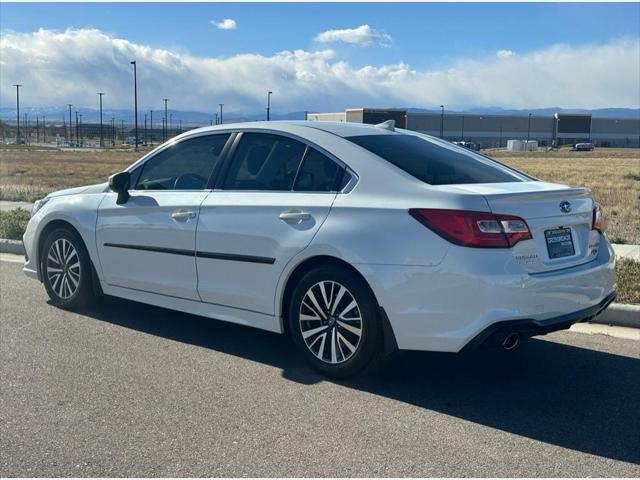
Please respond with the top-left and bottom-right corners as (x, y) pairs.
(1, 259), (639, 476)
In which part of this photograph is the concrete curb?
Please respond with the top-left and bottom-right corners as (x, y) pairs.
(0, 239), (25, 255)
(593, 303), (640, 329)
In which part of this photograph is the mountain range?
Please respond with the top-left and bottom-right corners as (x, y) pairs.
(0, 106), (637, 125)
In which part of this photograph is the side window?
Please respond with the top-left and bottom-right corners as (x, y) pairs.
(223, 133), (306, 191)
(293, 148), (344, 192)
(135, 134), (230, 190)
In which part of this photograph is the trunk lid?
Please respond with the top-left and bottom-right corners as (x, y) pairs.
(445, 181), (600, 273)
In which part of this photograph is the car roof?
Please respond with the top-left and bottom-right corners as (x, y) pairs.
(184, 120), (400, 139)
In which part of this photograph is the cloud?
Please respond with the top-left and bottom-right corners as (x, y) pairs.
(314, 25), (393, 47)
(211, 19), (237, 30)
(496, 49), (515, 59)
(1, 28), (638, 113)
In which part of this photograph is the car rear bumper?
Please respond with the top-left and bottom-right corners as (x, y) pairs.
(355, 238), (616, 353)
(460, 289), (617, 351)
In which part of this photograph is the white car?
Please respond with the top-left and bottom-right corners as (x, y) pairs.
(23, 121), (616, 377)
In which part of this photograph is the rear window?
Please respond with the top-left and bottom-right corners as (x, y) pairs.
(347, 134), (530, 185)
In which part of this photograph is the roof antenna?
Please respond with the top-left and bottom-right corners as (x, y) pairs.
(375, 119), (395, 131)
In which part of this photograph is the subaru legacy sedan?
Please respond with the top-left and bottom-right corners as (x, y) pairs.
(23, 121), (616, 377)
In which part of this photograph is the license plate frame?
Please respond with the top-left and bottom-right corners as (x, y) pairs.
(545, 227), (575, 259)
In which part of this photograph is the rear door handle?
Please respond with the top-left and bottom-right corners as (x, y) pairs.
(171, 209), (197, 221)
(279, 210), (311, 224)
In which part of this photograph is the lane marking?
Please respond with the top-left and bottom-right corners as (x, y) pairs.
(571, 322), (640, 341)
(0, 253), (25, 264)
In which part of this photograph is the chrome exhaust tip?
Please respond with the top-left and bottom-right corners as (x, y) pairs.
(502, 332), (520, 351)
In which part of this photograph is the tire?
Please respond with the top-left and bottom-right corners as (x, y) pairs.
(288, 265), (381, 378)
(41, 227), (95, 310)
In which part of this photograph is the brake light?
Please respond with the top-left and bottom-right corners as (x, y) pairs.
(592, 203), (606, 233)
(409, 209), (532, 248)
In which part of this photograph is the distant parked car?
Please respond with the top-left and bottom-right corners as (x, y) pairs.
(572, 143), (595, 151)
(453, 141), (479, 151)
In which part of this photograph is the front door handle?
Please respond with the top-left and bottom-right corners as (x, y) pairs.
(279, 210), (311, 224)
(171, 209), (197, 222)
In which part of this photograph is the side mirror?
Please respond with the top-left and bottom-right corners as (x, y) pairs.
(109, 171), (131, 205)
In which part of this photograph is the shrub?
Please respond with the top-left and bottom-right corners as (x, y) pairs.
(0, 208), (31, 240)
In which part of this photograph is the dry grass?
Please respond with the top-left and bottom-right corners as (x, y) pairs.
(1, 146), (639, 243)
(494, 148), (640, 245)
(615, 259), (640, 304)
(0, 148), (139, 202)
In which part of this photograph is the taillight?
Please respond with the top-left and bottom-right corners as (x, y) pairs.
(592, 203), (606, 233)
(409, 209), (532, 248)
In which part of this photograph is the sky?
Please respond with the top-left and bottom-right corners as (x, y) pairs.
(1, 2), (639, 114)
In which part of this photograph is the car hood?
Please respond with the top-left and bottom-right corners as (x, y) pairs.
(46, 182), (110, 199)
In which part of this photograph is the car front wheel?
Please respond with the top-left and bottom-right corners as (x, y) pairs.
(288, 265), (381, 378)
(41, 227), (95, 309)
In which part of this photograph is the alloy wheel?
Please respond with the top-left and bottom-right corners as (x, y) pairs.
(299, 281), (363, 364)
(46, 238), (81, 299)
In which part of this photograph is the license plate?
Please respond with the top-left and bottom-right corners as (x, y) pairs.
(545, 228), (575, 259)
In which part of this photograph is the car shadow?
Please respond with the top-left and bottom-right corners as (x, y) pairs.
(81, 295), (640, 465)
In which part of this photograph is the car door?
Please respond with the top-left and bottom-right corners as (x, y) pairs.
(96, 133), (232, 300)
(196, 132), (348, 316)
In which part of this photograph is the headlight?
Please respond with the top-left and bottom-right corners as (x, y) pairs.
(31, 198), (50, 217)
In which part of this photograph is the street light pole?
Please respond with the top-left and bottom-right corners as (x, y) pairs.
(219, 103), (224, 124)
(266, 91), (272, 121)
(439, 105), (445, 139)
(97, 92), (104, 147)
(12, 84), (22, 144)
(131, 61), (139, 151)
(163, 98), (168, 142)
(68, 104), (73, 146)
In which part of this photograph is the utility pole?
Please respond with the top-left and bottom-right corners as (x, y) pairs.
(179, 119), (182, 134)
(79, 114), (83, 146)
(266, 91), (272, 121)
(121, 120), (125, 144)
(461, 115), (465, 141)
(97, 92), (104, 147)
(131, 61), (139, 151)
(527, 113), (532, 142)
(68, 104), (73, 146)
(144, 113), (147, 145)
(150, 110), (153, 146)
(42, 116), (46, 143)
(111, 118), (115, 146)
(439, 105), (445, 139)
(36, 116), (40, 143)
(215, 113), (218, 125)
(219, 103), (223, 124)
(13, 84), (22, 144)
(163, 98), (168, 142)
(75, 111), (79, 147)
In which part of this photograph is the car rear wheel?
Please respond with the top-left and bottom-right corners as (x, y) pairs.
(288, 265), (381, 378)
(41, 228), (95, 309)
